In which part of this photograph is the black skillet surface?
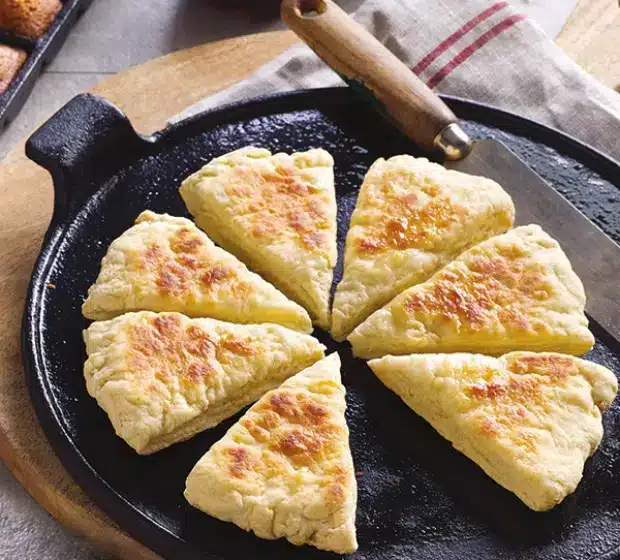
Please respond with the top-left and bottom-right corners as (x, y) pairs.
(22, 88), (620, 560)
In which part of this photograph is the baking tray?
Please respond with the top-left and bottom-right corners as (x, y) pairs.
(0, 0), (95, 131)
(22, 88), (620, 559)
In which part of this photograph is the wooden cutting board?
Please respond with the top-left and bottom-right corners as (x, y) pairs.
(0, 3), (617, 556)
(556, 0), (620, 92)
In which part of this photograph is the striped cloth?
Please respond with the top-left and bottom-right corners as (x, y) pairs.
(173, 0), (620, 163)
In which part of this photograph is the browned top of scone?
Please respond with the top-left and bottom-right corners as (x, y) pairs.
(0, 44), (26, 94)
(0, 0), (61, 39)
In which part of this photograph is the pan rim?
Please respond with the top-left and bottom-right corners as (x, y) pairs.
(21, 86), (620, 560)
(157, 87), (620, 176)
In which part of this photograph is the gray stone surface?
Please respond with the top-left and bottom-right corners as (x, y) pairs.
(0, 1), (575, 558)
(0, 463), (105, 560)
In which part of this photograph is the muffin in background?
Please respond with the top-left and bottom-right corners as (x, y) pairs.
(0, 44), (26, 94)
(0, 0), (62, 39)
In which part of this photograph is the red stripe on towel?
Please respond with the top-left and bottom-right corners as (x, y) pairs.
(412, 1), (510, 75)
(425, 14), (527, 88)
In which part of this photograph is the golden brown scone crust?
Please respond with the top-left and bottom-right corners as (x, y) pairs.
(180, 146), (337, 329)
(185, 354), (358, 553)
(370, 352), (617, 511)
(82, 211), (312, 333)
(350, 225), (594, 359)
(83, 311), (325, 454)
(332, 156), (514, 340)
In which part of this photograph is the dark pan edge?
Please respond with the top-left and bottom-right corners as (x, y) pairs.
(21, 234), (202, 558)
(21, 87), (620, 560)
(157, 87), (620, 180)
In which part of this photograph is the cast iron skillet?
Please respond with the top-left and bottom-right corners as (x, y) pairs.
(22, 88), (620, 560)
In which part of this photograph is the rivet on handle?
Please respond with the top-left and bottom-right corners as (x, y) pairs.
(297, 0), (327, 17)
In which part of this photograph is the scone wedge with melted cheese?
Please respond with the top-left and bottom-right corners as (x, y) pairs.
(349, 225), (594, 359)
(369, 352), (618, 511)
(180, 146), (337, 330)
(185, 353), (358, 554)
(332, 156), (514, 340)
(83, 311), (325, 454)
(82, 211), (312, 333)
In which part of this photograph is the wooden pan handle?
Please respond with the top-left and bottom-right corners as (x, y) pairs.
(281, 0), (472, 159)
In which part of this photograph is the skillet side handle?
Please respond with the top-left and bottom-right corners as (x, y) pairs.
(281, 0), (472, 159)
(25, 93), (153, 217)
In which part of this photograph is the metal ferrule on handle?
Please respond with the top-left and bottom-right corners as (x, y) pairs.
(434, 123), (473, 160)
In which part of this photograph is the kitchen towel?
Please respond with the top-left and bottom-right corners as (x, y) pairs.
(173, 0), (620, 163)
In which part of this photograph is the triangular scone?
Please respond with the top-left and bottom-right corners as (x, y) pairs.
(184, 353), (358, 554)
(349, 225), (594, 359)
(83, 311), (325, 454)
(332, 156), (514, 340)
(369, 352), (617, 511)
(82, 211), (312, 333)
(180, 146), (337, 330)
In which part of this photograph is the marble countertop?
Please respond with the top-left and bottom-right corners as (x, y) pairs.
(0, 1), (577, 558)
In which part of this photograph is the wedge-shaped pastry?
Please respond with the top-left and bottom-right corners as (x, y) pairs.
(82, 211), (312, 333)
(332, 156), (514, 339)
(349, 225), (594, 359)
(83, 311), (325, 454)
(369, 352), (617, 511)
(185, 353), (358, 554)
(180, 146), (337, 329)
